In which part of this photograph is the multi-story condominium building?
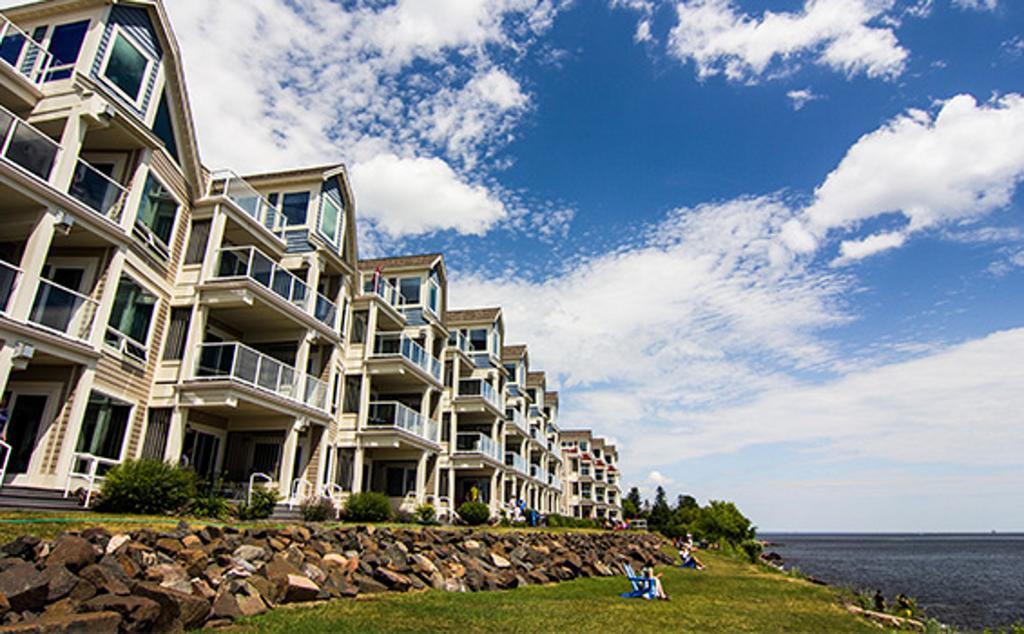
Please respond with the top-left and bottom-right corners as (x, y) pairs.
(0, 0), (611, 520)
(561, 430), (623, 522)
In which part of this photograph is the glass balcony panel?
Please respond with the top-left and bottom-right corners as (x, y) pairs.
(28, 279), (98, 342)
(0, 260), (19, 313)
(68, 160), (126, 221)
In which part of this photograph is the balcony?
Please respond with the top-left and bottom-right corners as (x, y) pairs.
(458, 378), (501, 411)
(371, 333), (442, 383)
(363, 275), (404, 313)
(455, 432), (501, 463)
(208, 170), (281, 233)
(191, 342), (328, 413)
(504, 451), (528, 474)
(207, 246), (338, 334)
(529, 464), (541, 480)
(447, 329), (470, 356)
(505, 407), (528, 434)
(0, 17), (61, 101)
(548, 474), (562, 491)
(0, 106), (128, 232)
(366, 401), (438, 445)
(28, 278), (99, 344)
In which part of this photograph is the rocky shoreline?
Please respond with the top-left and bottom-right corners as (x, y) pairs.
(0, 523), (672, 633)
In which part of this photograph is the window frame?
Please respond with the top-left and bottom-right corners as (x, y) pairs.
(75, 389), (133, 463)
(104, 274), (159, 363)
(318, 194), (344, 246)
(41, 19), (91, 82)
(133, 170), (180, 260)
(98, 25), (154, 107)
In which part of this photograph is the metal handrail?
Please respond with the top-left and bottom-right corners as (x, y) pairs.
(372, 333), (442, 382)
(0, 16), (60, 85)
(455, 432), (501, 462)
(29, 277), (100, 343)
(69, 158), (128, 222)
(63, 452), (119, 507)
(367, 400), (438, 443)
(363, 274), (405, 311)
(247, 472), (273, 506)
(207, 169), (281, 231)
(0, 105), (61, 182)
(458, 378), (501, 410)
(288, 477), (314, 510)
(0, 440), (11, 486)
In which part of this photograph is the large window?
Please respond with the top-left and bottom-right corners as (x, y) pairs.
(105, 276), (156, 361)
(503, 363), (517, 384)
(101, 30), (150, 103)
(468, 328), (488, 352)
(76, 392), (130, 461)
(319, 195), (342, 245)
(280, 192), (309, 226)
(152, 92), (179, 161)
(45, 20), (89, 81)
(134, 173), (178, 256)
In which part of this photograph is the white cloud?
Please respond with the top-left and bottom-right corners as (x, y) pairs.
(786, 88), (822, 110)
(161, 0), (563, 238)
(666, 0), (908, 83)
(647, 471), (673, 486)
(951, 0), (998, 11)
(349, 154), (507, 237)
(834, 230), (906, 263)
(635, 19), (653, 43)
(626, 328), (1024, 470)
(788, 93), (1024, 254)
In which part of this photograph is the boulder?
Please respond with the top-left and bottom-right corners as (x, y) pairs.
(0, 564), (50, 612)
(45, 537), (96, 572)
(490, 553), (512, 569)
(373, 568), (412, 592)
(78, 565), (130, 596)
(133, 582), (211, 631)
(212, 581), (268, 620)
(280, 574), (319, 604)
(0, 611), (121, 633)
(81, 595), (161, 632)
(104, 535), (130, 556)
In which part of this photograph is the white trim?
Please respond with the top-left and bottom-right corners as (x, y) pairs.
(76, 387), (134, 464)
(132, 168), (181, 261)
(2, 382), (62, 485)
(103, 272), (159, 364)
(98, 24), (155, 108)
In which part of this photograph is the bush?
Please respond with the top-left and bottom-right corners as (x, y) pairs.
(394, 509), (416, 524)
(414, 503), (436, 524)
(190, 488), (231, 519)
(457, 501), (491, 526)
(98, 459), (196, 515)
(301, 496), (336, 522)
(545, 514), (601, 529)
(345, 492), (393, 522)
(236, 488), (280, 520)
(740, 539), (764, 563)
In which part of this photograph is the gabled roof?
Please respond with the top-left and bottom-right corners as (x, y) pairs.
(526, 371), (546, 386)
(447, 307), (501, 324)
(545, 391), (559, 404)
(501, 345), (527, 359)
(357, 253), (444, 271)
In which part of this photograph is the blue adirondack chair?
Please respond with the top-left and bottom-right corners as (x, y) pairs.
(620, 563), (657, 599)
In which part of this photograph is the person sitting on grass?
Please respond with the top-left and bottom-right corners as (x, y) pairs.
(642, 566), (669, 601)
(679, 545), (705, 570)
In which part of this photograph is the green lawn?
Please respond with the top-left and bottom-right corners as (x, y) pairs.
(218, 550), (883, 634)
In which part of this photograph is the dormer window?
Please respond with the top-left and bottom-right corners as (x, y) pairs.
(319, 194), (343, 245)
(101, 29), (152, 105)
(280, 191), (309, 226)
(503, 363), (517, 383)
(398, 278), (420, 304)
(468, 328), (488, 352)
(43, 20), (89, 81)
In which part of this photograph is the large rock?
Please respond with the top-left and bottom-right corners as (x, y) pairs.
(133, 581), (211, 631)
(0, 564), (50, 612)
(78, 564), (130, 596)
(81, 595), (161, 632)
(45, 537), (96, 572)
(0, 611), (121, 633)
(280, 574), (319, 604)
(212, 581), (268, 619)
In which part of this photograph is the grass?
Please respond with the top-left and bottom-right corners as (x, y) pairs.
(214, 550), (884, 634)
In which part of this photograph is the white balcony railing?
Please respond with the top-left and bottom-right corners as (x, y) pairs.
(549, 474), (562, 490)
(193, 342), (328, 412)
(68, 158), (128, 222)
(504, 451), (528, 474)
(208, 169), (281, 232)
(0, 105), (59, 180)
(0, 260), (19, 314)
(29, 278), (99, 343)
(363, 274), (404, 311)
(0, 16), (60, 85)
(458, 378), (501, 410)
(505, 407), (528, 433)
(367, 401), (438, 443)
(448, 329), (470, 354)
(455, 432), (501, 462)
(372, 333), (442, 382)
(63, 452), (120, 508)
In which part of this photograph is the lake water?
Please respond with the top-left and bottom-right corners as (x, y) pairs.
(760, 533), (1024, 630)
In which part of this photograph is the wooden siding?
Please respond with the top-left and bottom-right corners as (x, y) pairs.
(89, 5), (161, 120)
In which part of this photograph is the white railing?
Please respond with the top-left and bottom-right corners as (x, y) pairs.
(320, 482), (346, 518)
(246, 471), (273, 506)
(213, 245), (308, 307)
(0, 105), (60, 181)
(208, 169), (281, 232)
(0, 439), (10, 486)
(68, 158), (128, 222)
(372, 333), (442, 382)
(63, 452), (120, 508)
(29, 278), (99, 343)
(549, 474), (562, 490)
(366, 401), (438, 443)
(504, 451), (528, 474)
(193, 342), (329, 413)
(288, 478), (314, 510)
(448, 329), (470, 354)
(455, 432), (501, 462)
(364, 274), (404, 311)
(0, 16), (60, 85)
(104, 327), (148, 362)
(428, 494), (453, 522)
(0, 260), (20, 314)
(458, 378), (501, 410)
(505, 407), (528, 433)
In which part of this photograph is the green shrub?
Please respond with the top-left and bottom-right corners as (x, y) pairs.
(301, 496), (336, 522)
(740, 539), (764, 563)
(190, 487), (231, 519)
(236, 488), (280, 520)
(457, 501), (491, 526)
(344, 492), (393, 522)
(98, 459), (196, 515)
(414, 503), (436, 524)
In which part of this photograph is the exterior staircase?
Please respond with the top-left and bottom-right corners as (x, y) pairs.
(0, 486), (86, 512)
(269, 503), (303, 521)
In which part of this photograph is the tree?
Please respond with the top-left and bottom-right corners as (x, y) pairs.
(675, 494), (698, 511)
(692, 500), (755, 545)
(649, 486), (672, 530)
(670, 494), (700, 533)
(624, 487), (643, 519)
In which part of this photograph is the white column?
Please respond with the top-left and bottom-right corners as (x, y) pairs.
(49, 112), (86, 193)
(88, 249), (127, 349)
(8, 210), (57, 320)
(351, 445), (365, 493)
(278, 421), (301, 497)
(415, 451), (429, 504)
(0, 344), (16, 397)
(52, 366), (96, 486)
(198, 209), (228, 284)
(163, 407), (188, 464)
(179, 304), (208, 381)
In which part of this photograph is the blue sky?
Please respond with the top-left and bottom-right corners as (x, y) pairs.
(150, 0), (1024, 531)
